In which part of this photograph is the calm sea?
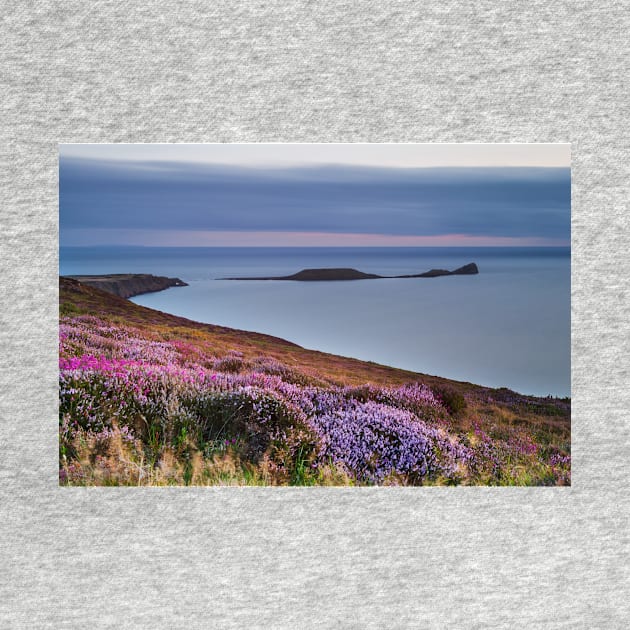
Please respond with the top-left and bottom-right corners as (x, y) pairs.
(59, 246), (571, 397)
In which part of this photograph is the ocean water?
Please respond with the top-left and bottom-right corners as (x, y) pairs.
(59, 246), (571, 397)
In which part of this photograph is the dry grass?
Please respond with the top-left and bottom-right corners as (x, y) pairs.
(60, 426), (356, 486)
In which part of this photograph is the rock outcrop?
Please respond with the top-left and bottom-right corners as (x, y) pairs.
(224, 263), (479, 281)
(65, 274), (188, 298)
(223, 268), (381, 281)
(398, 263), (480, 278)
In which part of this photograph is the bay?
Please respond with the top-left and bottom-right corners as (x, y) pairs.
(60, 246), (571, 397)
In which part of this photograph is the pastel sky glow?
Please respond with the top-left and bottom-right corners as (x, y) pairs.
(59, 144), (571, 247)
(60, 143), (571, 169)
(62, 229), (569, 248)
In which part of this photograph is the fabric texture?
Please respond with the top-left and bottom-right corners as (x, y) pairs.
(1, 2), (628, 627)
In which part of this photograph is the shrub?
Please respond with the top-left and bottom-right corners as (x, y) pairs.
(433, 386), (467, 416)
(212, 356), (245, 373)
(309, 399), (471, 484)
(180, 387), (321, 482)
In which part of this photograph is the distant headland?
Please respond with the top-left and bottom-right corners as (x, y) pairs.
(65, 274), (188, 298)
(222, 263), (479, 281)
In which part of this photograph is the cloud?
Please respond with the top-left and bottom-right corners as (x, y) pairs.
(59, 157), (570, 241)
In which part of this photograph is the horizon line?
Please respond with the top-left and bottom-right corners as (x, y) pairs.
(60, 243), (571, 249)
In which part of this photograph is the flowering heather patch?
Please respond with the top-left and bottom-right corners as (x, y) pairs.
(60, 317), (179, 365)
(59, 309), (570, 486)
(310, 400), (471, 484)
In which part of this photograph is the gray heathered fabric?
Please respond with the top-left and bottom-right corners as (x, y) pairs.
(1, 2), (628, 628)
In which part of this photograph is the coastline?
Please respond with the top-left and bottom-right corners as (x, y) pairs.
(64, 275), (569, 400)
(59, 274), (571, 401)
(64, 273), (188, 299)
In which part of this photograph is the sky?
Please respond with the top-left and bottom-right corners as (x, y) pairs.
(59, 144), (571, 247)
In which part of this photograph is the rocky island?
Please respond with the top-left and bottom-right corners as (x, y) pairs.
(65, 274), (188, 298)
(223, 263), (479, 281)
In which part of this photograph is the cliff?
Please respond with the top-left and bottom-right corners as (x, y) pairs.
(65, 274), (188, 298)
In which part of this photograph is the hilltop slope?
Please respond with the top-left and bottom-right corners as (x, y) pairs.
(59, 277), (570, 486)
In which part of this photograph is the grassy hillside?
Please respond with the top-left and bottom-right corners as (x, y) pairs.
(59, 277), (571, 486)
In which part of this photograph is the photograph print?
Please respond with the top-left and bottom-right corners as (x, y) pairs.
(59, 143), (571, 486)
